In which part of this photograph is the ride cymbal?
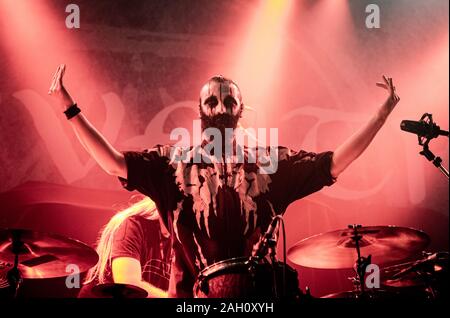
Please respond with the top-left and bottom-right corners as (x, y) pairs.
(287, 226), (429, 269)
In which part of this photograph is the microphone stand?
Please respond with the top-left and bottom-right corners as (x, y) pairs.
(267, 237), (280, 298)
(420, 143), (449, 179)
(248, 217), (282, 297)
(413, 113), (449, 180)
(419, 139), (449, 180)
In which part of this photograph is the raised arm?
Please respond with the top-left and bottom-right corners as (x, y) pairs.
(48, 64), (126, 178)
(330, 75), (400, 178)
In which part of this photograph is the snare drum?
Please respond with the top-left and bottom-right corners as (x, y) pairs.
(193, 257), (301, 298)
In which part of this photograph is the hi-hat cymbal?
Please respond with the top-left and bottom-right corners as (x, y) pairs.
(92, 283), (148, 298)
(0, 228), (98, 279)
(287, 226), (430, 269)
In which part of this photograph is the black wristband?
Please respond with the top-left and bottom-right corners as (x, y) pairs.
(64, 103), (81, 120)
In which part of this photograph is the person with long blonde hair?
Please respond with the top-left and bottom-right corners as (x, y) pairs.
(79, 195), (171, 298)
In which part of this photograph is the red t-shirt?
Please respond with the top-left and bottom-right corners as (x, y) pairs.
(78, 215), (171, 297)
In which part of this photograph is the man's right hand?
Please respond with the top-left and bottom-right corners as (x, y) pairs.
(47, 64), (127, 178)
(48, 64), (75, 109)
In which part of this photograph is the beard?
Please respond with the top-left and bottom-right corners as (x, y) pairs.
(200, 111), (240, 135)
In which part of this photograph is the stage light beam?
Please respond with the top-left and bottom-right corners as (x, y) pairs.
(231, 0), (292, 126)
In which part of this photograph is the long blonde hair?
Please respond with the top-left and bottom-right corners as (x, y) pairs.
(84, 195), (159, 284)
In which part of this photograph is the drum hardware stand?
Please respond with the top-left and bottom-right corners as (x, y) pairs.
(392, 251), (442, 300)
(419, 271), (436, 300)
(348, 224), (372, 298)
(268, 237), (280, 298)
(247, 255), (261, 295)
(6, 230), (24, 299)
(419, 251), (441, 299)
(247, 216), (292, 298)
(248, 234), (281, 296)
(247, 237), (279, 296)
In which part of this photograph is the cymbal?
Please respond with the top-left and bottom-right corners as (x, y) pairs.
(0, 228), (98, 279)
(287, 226), (430, 269)
(92, 283), (148, 298)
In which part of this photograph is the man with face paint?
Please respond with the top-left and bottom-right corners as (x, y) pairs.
(49, 64), (400, 297)
(198, 76), (243, 132)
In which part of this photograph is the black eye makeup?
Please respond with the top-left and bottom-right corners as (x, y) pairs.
(223, 95), (237, 108)
(204, 96), (218, 108)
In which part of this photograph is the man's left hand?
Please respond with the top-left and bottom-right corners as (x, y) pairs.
(376, 75), (400, 117)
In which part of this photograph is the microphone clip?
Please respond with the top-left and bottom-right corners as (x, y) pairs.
(418, 113), (437, 146)
(417, 114), (449, 179)
(250, 217), (280, 262)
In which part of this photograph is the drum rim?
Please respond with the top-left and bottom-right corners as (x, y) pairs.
(198, 256), (251, 277)
(193, 256), (257, 295)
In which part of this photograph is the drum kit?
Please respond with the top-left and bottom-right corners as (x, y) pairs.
(287, 224), (447, 300)
(0, 228), (99, 298)
(0, 228), (152, 299)
(194, 224), (448, 300)
(0, 224), (448, 300)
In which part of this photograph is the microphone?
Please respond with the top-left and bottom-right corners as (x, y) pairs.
(400, 118), (449, 140)
(251, 216), (280, 259)
(402, 113), (450, 179)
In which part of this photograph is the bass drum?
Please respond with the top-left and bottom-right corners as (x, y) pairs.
(193, 257), (301, 298)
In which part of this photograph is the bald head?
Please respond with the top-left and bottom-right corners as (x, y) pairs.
(199, 76), (243, 118)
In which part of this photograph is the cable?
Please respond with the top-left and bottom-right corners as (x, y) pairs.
(279, 216), (287, 298)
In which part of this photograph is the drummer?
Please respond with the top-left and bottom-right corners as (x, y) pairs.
(49, 65), (400, 297)
(78, 196), (171, 298)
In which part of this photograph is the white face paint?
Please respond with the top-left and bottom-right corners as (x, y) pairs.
(199, 79), (243, 118)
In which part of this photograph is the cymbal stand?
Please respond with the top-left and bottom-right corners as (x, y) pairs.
(348, 224), (372, 298)
(6, 230), (24, 298)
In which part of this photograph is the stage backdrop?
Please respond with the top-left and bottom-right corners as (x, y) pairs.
(0, 0), (448, 297)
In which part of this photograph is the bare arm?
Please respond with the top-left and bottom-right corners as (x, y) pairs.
(48, 64), (126, 178)
(330, 75), (400, 178)
(112, 257), (168, 298)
